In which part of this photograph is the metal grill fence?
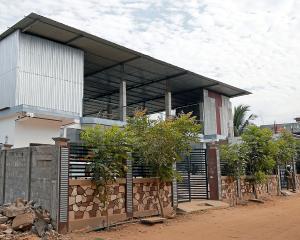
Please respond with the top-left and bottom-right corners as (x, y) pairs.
(69, 143), (92, 179)
(69, 143), (153, 179)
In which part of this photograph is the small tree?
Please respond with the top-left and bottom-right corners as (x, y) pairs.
(240, 126), (276, 198)
(275, 130), (296, 166)
(296, 140), (300, 173)
(274, 130), (297, 191)
(220, 144), (246, 180)
(81, 125), (131, 228)
(126, 110), (201, 217)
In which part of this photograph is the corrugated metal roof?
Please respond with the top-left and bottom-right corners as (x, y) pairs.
(0, 13), (250, 117)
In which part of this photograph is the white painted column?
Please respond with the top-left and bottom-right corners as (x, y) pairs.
(165, 91), (172, 119)
(119, 65), (127, 122)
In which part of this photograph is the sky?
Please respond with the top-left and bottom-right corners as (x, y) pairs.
(0, 0), (299, 125)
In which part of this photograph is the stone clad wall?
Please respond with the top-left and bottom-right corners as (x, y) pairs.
(296, 174), (300, 189)
(68, 178), (173, 231)
(69, 180), (126, 222)
(221, 175), (278, 205)
(133, 179), (172, 217)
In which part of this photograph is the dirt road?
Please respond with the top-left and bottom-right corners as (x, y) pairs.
(70, 194), (300, 240)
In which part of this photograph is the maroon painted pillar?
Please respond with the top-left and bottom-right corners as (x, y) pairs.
(207, 142), (221, 200)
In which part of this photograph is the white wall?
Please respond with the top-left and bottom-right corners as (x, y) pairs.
(0, 114), (63, 148)
(14, 118), (61, 148)
(0, 116), (16, 145)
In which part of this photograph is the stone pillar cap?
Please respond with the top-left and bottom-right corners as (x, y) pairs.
(52, 137), (70, 147)
(1, 144), (13, 150)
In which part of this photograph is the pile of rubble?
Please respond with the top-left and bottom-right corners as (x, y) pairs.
(0, 198), (66, 240)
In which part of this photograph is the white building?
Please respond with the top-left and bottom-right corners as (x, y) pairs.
(0, 13), (249, 148)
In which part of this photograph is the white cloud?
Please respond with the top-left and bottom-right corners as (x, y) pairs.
(0, 0), (299, 124)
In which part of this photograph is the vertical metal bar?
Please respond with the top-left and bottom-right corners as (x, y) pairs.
(172, 162), (178, 207)
(205, 148), (209, 199)
(188, 155), (191, 202)
(126, 156), (133, 216)
(28, 147), (33, 201)
(2, 150), (7, 204)
(58, 146), (69, 233)
(292, 156), (297, 191)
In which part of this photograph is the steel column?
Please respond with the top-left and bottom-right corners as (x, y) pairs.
(165, 91), (172, 118)
(119, 65), (127, 121)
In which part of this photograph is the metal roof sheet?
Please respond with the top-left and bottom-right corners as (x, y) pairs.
(0, 13), (250, 117)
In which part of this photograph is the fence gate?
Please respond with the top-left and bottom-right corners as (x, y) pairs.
(176, 148), (208, 202)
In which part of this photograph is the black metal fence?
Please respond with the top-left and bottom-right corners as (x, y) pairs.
(69, 143), (153, 179)
(69, 143), (92, 179)
(176, 148), (208, 202)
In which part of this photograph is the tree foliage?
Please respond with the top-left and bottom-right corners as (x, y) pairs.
(233, 104), (257, 137)
(126, 110), (201, 181)
(81, 125), (131, 228)
(241, 126), (276, 183)
(274, 130), (297, 166)
(221, 125), (276, 198)
(126, 110), (201, 216)
(220, 143), (246, 180)
(80, 110), (201, 218)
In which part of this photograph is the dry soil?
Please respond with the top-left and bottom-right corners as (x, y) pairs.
(69, 194), (300, 240)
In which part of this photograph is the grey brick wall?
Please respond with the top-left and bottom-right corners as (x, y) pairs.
(0, 145), (60, 227)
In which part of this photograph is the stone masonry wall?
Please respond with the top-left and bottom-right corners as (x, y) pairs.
(222, 175), (279, 206)
(68, 178), (173, 231)
(69, 180), (126, 222)
(133, 180), (172, 216)
(296, 174), (300, 189)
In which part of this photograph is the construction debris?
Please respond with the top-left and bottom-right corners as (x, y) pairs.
(0, 198), (68, 240)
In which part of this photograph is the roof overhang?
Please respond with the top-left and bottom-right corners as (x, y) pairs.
(0, 105), (79, 125)
(1, 13), (251, 116)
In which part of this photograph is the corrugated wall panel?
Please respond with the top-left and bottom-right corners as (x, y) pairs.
(203, 90), (217, 135)
(0, 31), (18, 109)
(220, 96), (229, 137)
(221, 95), (233, 138)
(16, 33), (84, 116)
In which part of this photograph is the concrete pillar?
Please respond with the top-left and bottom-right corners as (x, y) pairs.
(0, 144), (12, 204)
(165, 91), (172, 119)
(119, 79), (127, 122)
(292, 156), (297, 191)
(207, 142), (222, 200)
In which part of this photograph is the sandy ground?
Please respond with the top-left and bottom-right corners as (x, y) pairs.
(69, 194), (300, 240)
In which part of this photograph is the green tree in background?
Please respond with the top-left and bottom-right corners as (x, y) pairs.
(126, 110), (201, 217)
(233, 104), (257, 137)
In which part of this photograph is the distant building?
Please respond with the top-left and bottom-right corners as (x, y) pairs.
(260, 121), (300, 137)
